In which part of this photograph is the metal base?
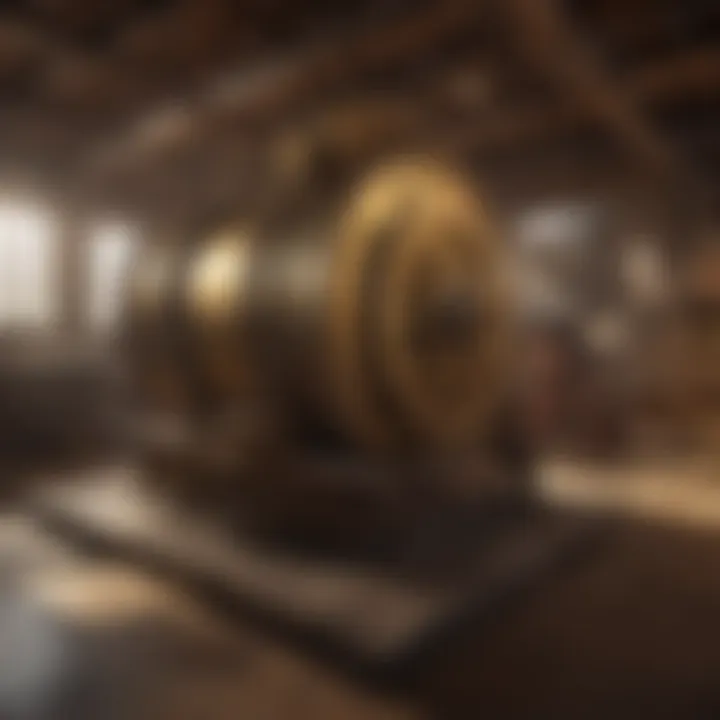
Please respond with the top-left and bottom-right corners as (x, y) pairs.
(29, 466), (601, 685)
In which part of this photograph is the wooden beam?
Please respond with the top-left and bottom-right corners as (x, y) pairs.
(79, 36), (720, 202)
(627, 45), (720, 103)
(494, 0), (677, 175)
(449, 44), (720, 156)
(79, 0), (485, 181)
(65, 7), (720, 218)
(572, 1), (700, 52)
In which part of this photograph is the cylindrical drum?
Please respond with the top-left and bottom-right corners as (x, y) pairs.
(125, 157), (510, 453)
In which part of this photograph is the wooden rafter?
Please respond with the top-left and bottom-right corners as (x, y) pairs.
(628, 45), (720, 102)
(77, 35), (720, 199)
(77, 0), (486, 181)
(493, 0), (679, 176)
(448, 45), (720, 157)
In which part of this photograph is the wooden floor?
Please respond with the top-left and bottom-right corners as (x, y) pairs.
(4, 459), (720, 718)
(540, 456), (720, 528)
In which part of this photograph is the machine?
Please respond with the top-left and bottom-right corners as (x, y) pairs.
(123, 153), (530, 548)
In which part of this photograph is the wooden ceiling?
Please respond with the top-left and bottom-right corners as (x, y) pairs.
(0, 0), (718, 225)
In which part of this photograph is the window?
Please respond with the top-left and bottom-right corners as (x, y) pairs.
(86, 223), (138, 331)
(0, 203), (58, 328)
(621, 235), (668, 306)
(516, 202), (596, 253)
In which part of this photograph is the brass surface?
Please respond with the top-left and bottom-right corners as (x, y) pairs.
(127, 157), (510, 451)
(328, 159), (508, 449)
(184, 228), (252, 396)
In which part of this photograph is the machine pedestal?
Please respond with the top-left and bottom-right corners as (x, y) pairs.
(30, 466), (601, 684)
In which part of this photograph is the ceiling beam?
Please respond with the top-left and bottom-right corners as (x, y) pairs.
(628, 45), (720, 102)
(66, 2), (720, 218)
(77, 0), (485, 182)
(79, 36), (720, 201)
(448, 44), (720, 156)
(493, 0), (678, 176)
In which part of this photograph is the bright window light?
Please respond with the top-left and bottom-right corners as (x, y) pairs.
(87, 222), (138, 331)
(0, 202), (58, 328)
(517, 203), (595, 250)
(621, 235), (668, 305)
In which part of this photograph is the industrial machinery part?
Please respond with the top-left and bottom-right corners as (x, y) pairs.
(126, 157), (511, 455)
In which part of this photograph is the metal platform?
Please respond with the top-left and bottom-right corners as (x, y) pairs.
(29, 466), (601, 683)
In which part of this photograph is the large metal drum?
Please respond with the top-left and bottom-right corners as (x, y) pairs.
(125, 158), (509, 453)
